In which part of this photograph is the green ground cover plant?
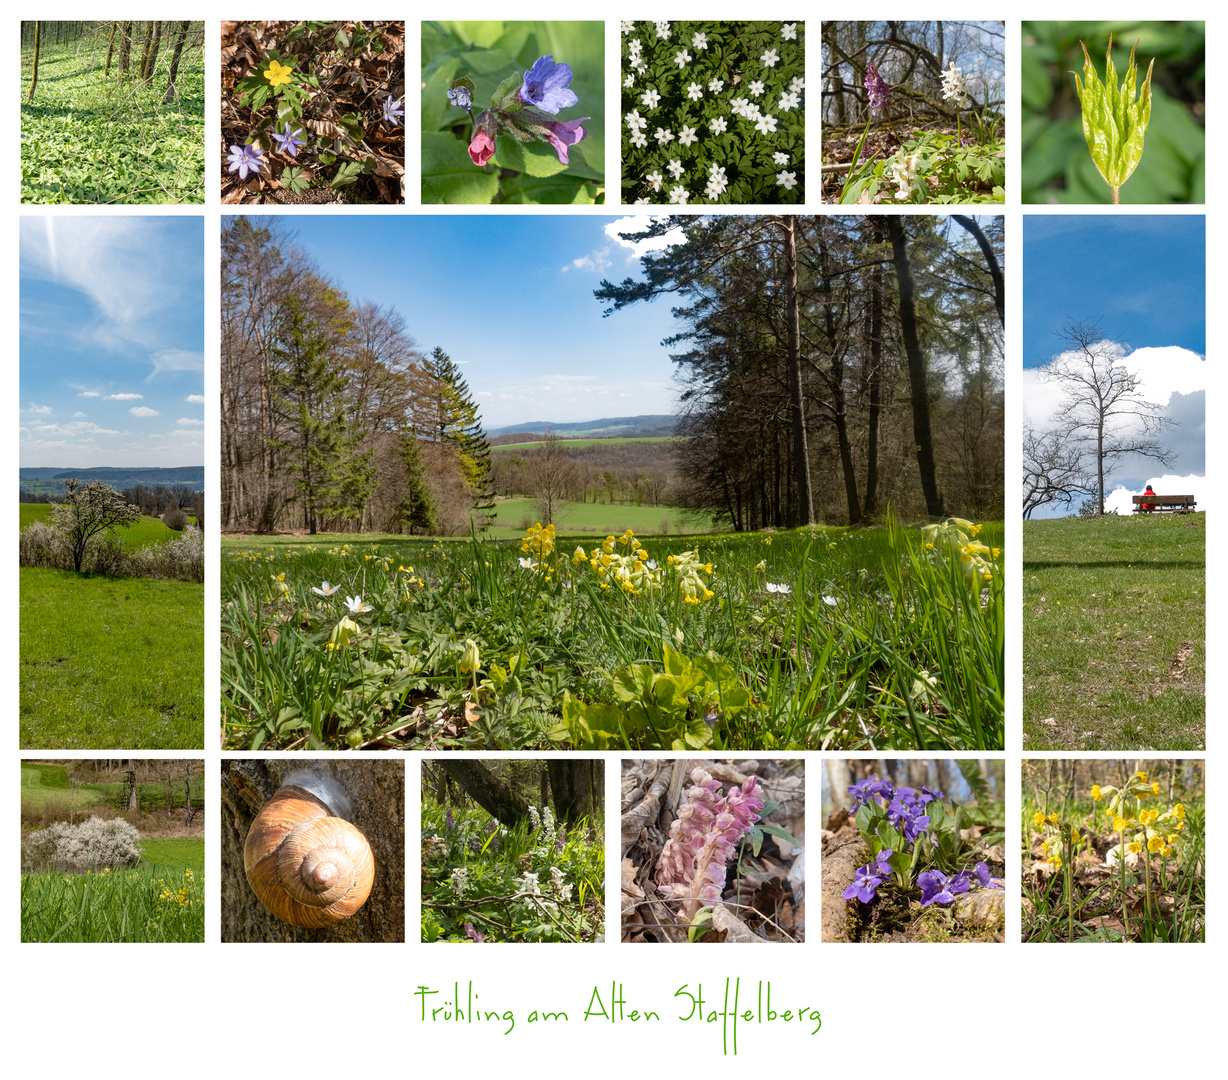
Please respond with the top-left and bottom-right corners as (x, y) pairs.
(1022, 513), (1204, 750)
(1021, 759), (1203, 942)
(20, 761), (204, 820)
(422, 21), (603, 204)
(21, 28), (204, 204)
(621, 20), (804, 205)
(421, 800), (603, 943)
(20, 569), (203, 749)
(221, 517), (1004, 752)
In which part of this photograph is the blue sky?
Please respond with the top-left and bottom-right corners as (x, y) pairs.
(249, 214), (686, 430)
(20, 216), (205, 468)
(1023, 215), (1206, 516)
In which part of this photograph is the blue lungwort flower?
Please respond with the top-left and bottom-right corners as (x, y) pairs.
(518, 55), (578, 114)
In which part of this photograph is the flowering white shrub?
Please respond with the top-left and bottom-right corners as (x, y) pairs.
(622, 21), (804, 204)
(23, 816), (143, 872)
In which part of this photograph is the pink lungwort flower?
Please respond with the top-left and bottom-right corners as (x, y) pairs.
(541, 117), (589, 164)
(655, 768), (765, 921)
(468, 129), (496, 166)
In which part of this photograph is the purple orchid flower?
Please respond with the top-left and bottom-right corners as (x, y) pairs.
(865, 62), (891, 115)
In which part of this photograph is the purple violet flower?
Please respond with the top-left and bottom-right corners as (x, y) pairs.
(972, 862), (1003, 889)
(270, 122), (305, 157)
(226, 143), (264, 179)
(847, 775), (893, 814)
(918, 786), (945, 807)
(518, 55), (579, 114)
(918, 869), (972, 906)
(540, 117), (589, 164)
(843, 862), (886, 904)
(864, 62), (891, 116)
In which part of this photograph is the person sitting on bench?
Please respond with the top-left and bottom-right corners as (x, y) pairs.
(1141, 484), (1156, 512)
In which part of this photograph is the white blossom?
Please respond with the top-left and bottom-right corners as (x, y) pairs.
(754, 112), (778, 135)
(669, 185), (689, 204)
(781, 23), (797, 40)
(678, 124), (698, 147)
(761, 48), (779, 67)
(776, 170), (797, 190)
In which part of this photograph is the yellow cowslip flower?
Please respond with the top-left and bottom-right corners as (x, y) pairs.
(1070, 827), (1080, 843)
(1127, 840), (1142, 854)
(1091, 785), (1102, 801)
(1160, 845), (1173, 857)
(703, 563), (713, 573)
(1147, 835), (1163, 853)
(1139, 808), (1158, 825)
(572, 546), (587, 565)
(1150, 782), (1160, 796)
(1173, 804), (1186, 818)
(1047, 813), (1060, 825)
(764, 536), (772, 546)
(264, 59), (293, 87)
(1032, 811), (1046, 828)
(458, 638), (480, 674)
(1133, 771), (1148, 782)
(1113, 817), (1129, 832)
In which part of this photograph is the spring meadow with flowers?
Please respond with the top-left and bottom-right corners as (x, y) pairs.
(1022, 760), (1204, 943)
(221, 21), (404, 203)
(621, 21), (804, 205)
(422, 21), (603, 204)
(20, 761), (205, 943)
(822, 21), (1005, 204)
(821, 760), (1005, 942)
(420, 760), (604, 943)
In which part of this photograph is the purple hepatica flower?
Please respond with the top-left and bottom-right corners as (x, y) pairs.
(918, 869), (972, 907)
(972, 862), (1003, 890)
(541, 117), (589, 164)
(382, 94), (404, 127)
(864, 62), (891, 116)
(270, 122), (305, 157)
(226, 143), (264, 179)
(519, 55), (579, 114)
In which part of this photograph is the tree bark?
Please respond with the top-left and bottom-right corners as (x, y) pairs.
(780, 216), (814, 526)
(438, 760), (531, 828)
(888, 215), (947, 519)
(547, 760), (603, 824)
(952, 215), (1004, 329)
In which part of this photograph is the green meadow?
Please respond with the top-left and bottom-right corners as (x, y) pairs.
(1022, 513), (1205, 750)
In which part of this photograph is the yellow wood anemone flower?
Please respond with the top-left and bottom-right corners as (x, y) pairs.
(264, 59), (294, 87)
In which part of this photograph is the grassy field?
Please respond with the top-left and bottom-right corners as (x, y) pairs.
(1022, 514), (1204, 751)
(484, 499), (700, 538)
(20, 569), (203, 749)
(21, 504), (196, 548)
(20, 761), (205, 823)
(21, 843), (204, 942)
(222, 518), (1004, 752)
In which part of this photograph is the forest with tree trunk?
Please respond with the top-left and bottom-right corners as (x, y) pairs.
(220, 217), (493, 535)
(596, 213), (1004, 527)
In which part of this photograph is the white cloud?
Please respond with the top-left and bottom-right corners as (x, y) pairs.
(73, 411), (86, 418)
(78, 390), (101, 397)
(563, 246), (613, 273)
(176, 417), (204, 426)
(603, 216), (686, 258)
(28, 403), (52, 414)
(129, 406), (159, 417)
(32, 420), (119, 437)
(185, 394), (206, 404)
(108, 392), (143, 400)
(150, 349), (204, 375)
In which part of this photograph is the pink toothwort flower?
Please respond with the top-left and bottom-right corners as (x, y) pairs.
(655, 768), (765, 922)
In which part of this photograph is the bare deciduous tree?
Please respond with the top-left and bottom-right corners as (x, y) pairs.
(1040, 320), (1175, 515)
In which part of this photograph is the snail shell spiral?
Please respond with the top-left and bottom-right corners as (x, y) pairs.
(244, 784), (375, 929)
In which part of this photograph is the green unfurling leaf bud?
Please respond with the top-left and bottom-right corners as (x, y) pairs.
(1070, 36), (1154, 203)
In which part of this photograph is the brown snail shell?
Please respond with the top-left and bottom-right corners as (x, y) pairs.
(244, 784), (375, 929)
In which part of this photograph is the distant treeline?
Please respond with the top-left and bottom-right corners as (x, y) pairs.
(492, 439), (677, 507)
(20, 467), (204, 499)
(22, 483), (205, 523)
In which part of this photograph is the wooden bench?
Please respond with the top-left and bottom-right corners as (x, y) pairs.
(1132, 494), (1196, 514)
